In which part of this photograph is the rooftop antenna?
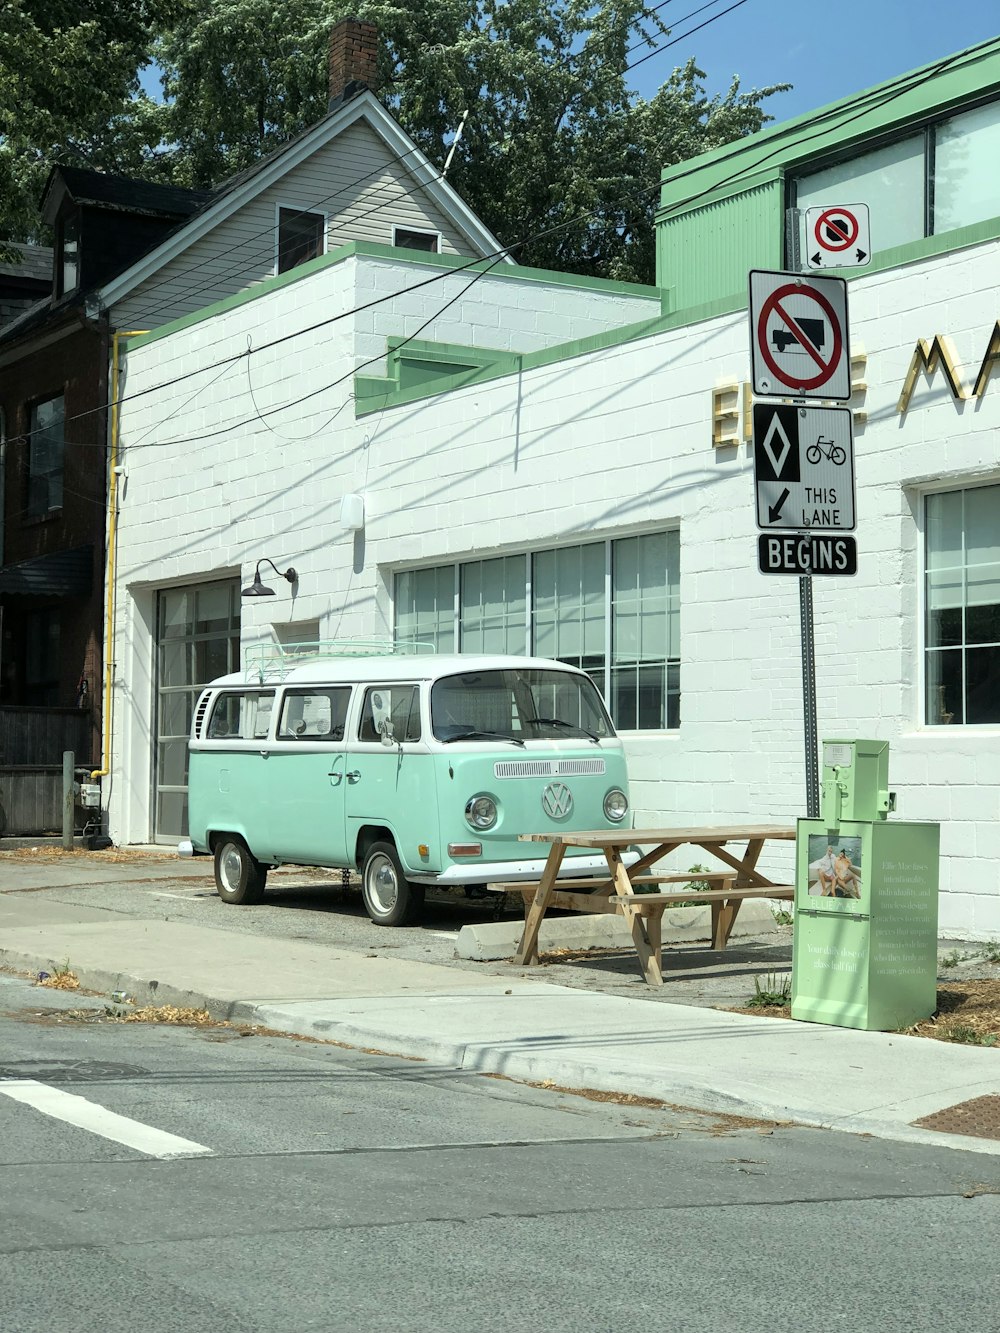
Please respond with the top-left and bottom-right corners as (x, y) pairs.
(442, 109), (470, 177)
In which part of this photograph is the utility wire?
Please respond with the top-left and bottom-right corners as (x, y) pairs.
(16, 40), (972, 456)
(6, 0), (747, 455)
(103, 0), (723, 322)
(124, 40), (975, 454)
(628, 0), (750, 74)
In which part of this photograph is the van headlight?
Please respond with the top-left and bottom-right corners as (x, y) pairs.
(465, 795), (498, 830)
(603, 788), (628, 822)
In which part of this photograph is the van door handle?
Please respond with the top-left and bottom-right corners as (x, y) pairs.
(328, 770), (343, 785)
(346, 770), (361, 783)
(259, 750), (269, 758)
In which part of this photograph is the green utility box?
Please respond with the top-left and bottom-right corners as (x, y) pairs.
(791, 739), (940, 1031)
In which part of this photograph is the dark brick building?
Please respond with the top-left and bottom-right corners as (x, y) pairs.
(0, 169), (207, 762)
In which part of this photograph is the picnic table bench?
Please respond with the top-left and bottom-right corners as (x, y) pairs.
(506, 825), (796, 987)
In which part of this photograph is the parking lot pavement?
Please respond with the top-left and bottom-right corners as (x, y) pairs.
(0, 844), (795, 1010)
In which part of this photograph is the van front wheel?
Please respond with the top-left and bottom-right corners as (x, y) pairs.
(214, 835), (267, 905)
(361, 841), (423, 927)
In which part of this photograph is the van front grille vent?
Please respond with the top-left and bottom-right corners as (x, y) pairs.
(556, 758), (606, 776)
(494, 758), (606, 779)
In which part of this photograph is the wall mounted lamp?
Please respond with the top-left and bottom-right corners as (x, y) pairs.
(241, 558), (298, 598)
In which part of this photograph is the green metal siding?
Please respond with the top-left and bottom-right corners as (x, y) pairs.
(657, 180), (783, 313)
(655, 37), (1000, 310)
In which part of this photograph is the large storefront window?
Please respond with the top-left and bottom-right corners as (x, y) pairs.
(394, 532), (681, 730)
(154, 579), (240, 840)
(925, 484), (1000, 726)
(792, 95), (1000, 260)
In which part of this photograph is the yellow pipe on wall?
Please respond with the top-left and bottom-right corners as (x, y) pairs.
(91, 330), (148, 782)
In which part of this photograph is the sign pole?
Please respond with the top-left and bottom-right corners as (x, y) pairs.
(798, 565), (819, 817)
(750, 245), (857, 821)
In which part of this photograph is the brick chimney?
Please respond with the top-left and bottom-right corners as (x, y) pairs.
(328, 17), (378, 108)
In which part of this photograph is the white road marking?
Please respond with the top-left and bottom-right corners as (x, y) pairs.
(150, 891), (200, 900)
(426, 930), (460, 939)
(0, 1080), (213, 1158)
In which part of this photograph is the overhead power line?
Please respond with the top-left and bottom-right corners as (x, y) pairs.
(11, 39), (972, 466)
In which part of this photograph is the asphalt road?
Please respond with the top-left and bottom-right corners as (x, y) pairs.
(2, 972), (999, 1333)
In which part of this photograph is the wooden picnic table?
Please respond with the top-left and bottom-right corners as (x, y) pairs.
(509, 825), (796, 987)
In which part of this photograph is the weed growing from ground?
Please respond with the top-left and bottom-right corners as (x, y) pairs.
(746, 972), (791, 1008)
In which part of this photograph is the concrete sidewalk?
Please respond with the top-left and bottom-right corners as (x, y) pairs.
(1, 849), (998, 1156)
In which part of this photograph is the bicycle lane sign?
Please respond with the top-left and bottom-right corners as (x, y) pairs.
(752, 402), (856, 531)
(749, 270), (851, 401)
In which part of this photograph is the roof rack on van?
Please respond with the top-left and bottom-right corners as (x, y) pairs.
(243, 638), (435, 682)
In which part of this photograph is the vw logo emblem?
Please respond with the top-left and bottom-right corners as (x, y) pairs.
(541, 781), (574, 820)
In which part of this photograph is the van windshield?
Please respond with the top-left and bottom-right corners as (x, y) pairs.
(430, 668), (614, 743)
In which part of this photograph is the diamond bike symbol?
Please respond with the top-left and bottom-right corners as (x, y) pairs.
(541, 781), (574, 820)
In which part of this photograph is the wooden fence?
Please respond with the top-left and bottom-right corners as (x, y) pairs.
(0, 707), (94, 836)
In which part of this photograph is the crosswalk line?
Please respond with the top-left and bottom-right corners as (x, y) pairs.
(0, 1079), (213, 1158)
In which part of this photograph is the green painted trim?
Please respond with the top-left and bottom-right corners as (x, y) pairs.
(355, 218), (1000, 417)
(125, 238), (661, 354)
(354, 304), (721, 417)
(658, 38), (1000, 215)
(839, 212), (1000, 282)
(125, 242), (362, 350)
(359, 336), (523, 398)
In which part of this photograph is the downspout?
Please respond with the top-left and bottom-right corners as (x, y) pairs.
(91, 329), (148, 782)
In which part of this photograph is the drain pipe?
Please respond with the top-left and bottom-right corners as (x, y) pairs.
(91, 329), (147, 786)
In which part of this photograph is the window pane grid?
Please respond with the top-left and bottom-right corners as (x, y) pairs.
(460, 556), (527, 655)
(394, 566), (456, 652)
(925, 485), (1000, 726)
(394, 532), (680, 731)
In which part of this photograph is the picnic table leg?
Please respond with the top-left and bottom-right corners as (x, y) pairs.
(646, 907), (662, 972)
(607, 848), (662, 986)
(710, 877), (738, 949)
(513, 842), (566, 966)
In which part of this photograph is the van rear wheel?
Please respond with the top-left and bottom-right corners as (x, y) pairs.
(214, 835), (267, 905)
(361, 841), (423, 927)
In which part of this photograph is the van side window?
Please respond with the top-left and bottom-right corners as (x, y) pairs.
(207, 691), (275, 740)
(359, 685), (421, 742)
(278, 688), (350, 740)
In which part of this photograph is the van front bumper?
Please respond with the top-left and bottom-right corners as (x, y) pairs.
(409, 849), (637, 888)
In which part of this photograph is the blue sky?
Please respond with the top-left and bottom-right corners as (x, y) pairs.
(628, 0), (999, 124)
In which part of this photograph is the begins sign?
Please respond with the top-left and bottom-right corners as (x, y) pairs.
(758, 533), (858, 577)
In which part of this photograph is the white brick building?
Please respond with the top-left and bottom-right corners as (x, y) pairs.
(110, 41), (1000, 937)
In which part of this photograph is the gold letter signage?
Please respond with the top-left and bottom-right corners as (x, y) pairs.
(897, 335), (967, 415)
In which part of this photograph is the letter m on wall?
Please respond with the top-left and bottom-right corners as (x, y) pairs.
(897, 335), (967, 415)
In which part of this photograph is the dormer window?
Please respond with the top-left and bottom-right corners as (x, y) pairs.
(58, 213), (79, 296)
(277, 207), (325, 273)
(392, 226), (440, 254)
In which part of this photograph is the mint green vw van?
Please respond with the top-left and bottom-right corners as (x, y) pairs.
(182, 654), (631, 926)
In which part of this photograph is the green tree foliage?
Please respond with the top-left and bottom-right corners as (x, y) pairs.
(1, 0), (788, 282)
(153, 0), (787, 282)
(0, 0), (183, 241)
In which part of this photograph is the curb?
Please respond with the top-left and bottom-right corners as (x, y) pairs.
(0, 949), (248, 1023)
(4, 948), (998, 1161)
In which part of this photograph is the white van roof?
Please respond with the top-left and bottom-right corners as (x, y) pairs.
(210, 654), (592, 689)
